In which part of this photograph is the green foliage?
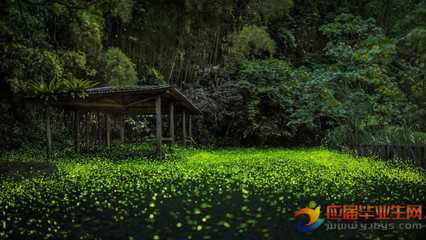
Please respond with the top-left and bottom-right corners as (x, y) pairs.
(71, 11), (104, 55)
(183, 68), (243, 145)
(0, 103), (48, 152)
(0, 147), (424, 239)
(357, 123), (426, 145)
(226, 25), (277, 62)
(4, 46), (63, 93)
(186, 59), (302, 145)
(0, 0), (139, 93)
(30, 76), (97, 102)
(118, 0), (293, 86)
(61, 51), (97, 79)
(0, 0), (424, 150)
(141, 67), (165, 85)
(63, 77), (98, 98)
(231, 59), (296, 141)
(245, 0), (293, 24)
(100, 47), (139, 87)
(111, 0), (134, 23)
(0, 0), (140, 151)
(320, 14), (383, 43)
(362, 0), (420, 32)
(391, 1), (426, 121)
(29, 76), (65, 102)
(289, 13), (423, 147)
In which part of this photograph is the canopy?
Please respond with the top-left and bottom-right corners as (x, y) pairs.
(48, 85), (200, 115)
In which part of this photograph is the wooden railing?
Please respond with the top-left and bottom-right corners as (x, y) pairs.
(353, 144), (425, 168)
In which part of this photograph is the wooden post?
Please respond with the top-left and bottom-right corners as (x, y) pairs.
(182, 111), (187, 147)
(189, 114), (193, 146)
(45, 105), (52, 158)
(98, 112), (102, 146)
(85, 112), (89, 151)
(74, 110), (80, 154)
(106, 113), (111, 148)
(169, 103), (175, 147)
(155, 96), (163, 155)
(120, 115), (125, 143)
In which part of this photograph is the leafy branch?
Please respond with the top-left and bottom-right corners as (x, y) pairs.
(30, 76), (97, 103)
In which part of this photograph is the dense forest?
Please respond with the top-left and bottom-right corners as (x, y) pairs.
(0, 1), (425, 240)
(0, 0), (425, 151)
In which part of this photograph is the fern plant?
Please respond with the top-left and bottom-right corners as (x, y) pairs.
(63, 77), (98, 98)
(29, 76), (65, 102)
(30, 76), (98, 102)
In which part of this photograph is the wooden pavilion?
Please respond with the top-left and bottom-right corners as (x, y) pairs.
(45, 85), (200, 156)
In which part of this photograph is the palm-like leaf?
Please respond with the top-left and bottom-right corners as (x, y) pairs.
(29, 76), (65, 102)
(30, 76), (98, 102)
(63, 77), (98, 98)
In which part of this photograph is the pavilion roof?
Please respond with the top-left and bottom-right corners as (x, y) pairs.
(48, 85), (201, 115)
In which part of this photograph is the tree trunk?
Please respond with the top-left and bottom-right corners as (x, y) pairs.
(189, 114), (193, 146)
(120, 115), (125, 143)
(169, 103), (175, 147)
(45, 105), (52, 158)
(156, 96), (163, 155)
(74, 110), (80, 154)
(182, 111), (187, 147)
(106, 113), (111, 148)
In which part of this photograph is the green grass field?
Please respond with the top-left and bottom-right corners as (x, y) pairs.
(1, 146), (425, 239)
